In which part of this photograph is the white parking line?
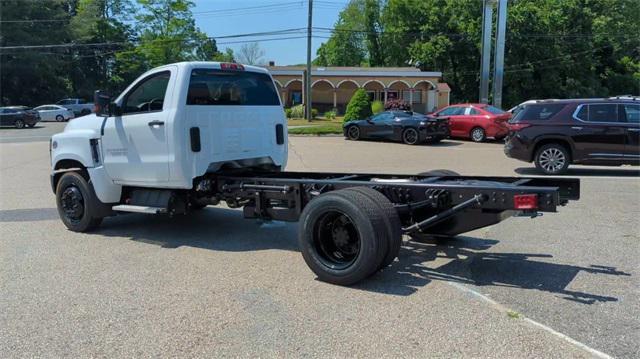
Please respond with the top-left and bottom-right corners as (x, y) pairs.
(447, 281), (613, 359)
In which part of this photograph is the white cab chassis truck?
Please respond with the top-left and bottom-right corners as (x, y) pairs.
(50, 62), (580, 285)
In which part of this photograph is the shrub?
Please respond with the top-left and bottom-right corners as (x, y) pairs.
(384, 99), (411, 111)
(284, 108), (292, 118)
(311, 108), (318, 119)
(290, 104), (304, 118)
(344, 88), (372, 123)
(371, 100), (384, 114)
(324, 110), (337, 120)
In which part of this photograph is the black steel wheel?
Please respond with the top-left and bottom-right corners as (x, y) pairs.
(14, 119), (25, 129)
(402, 128), (420, 145)
(470, 127), (486, 142)
(346, 125), (360, 140)
(56, 172), (103, 232)
(56, 115), (64, 122)
(535, 143), (570, 175)
(298, 188), (390, 285)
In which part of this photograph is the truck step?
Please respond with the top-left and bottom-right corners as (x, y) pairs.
(112, 204), (167, 214)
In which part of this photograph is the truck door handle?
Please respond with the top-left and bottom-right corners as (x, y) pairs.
(571, 126), (583, 130)
(148, 120), (164, 127)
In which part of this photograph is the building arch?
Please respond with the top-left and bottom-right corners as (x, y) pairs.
(311, 79), (335, 88)
(283, 79), (303, 88)
(362, 79), (386, 89)
(335, 79), (360, 88)
(387, 80), (411, 89)
(412, 79), (437, 90)
(273, 79), (283, 88)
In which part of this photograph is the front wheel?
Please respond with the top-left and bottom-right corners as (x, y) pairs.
(346, 125), (360, 140)
(14, 119), (25, 129)
(56, 115), (64, 122)
(402, 128), (420, 145)
(56, 172), (103, 232)
(534, 144), (570, 175)
(470, 127), (486, 142)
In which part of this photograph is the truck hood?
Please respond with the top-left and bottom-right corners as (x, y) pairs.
(63, 114), (103, 133)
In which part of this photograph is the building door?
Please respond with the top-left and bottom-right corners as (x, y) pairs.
(427, 90), (437, 113)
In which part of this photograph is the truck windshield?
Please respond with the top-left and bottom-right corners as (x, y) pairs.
(187, 69), (280, 106)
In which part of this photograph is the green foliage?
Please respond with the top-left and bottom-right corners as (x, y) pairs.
(371, 100), (384, 114)
(317, 0), (640, 108)
(284, 108), (293, 118)
(324, 110), (337, 120)
(311, 108), (319, 119)
(290, 104), (305, 118)
(344, 88), (372, 122)
(288, 124), (343, 135)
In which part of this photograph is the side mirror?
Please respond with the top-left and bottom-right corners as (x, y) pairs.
(94, 90), (112, 117)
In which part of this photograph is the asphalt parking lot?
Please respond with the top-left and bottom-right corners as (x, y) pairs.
(1, 122), (638, 358)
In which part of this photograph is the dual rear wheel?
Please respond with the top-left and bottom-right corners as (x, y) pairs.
(298, 187), (402, 286)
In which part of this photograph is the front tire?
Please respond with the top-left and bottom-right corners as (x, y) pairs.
(298, 188), (390, 285)
(402, 128), (420, 145)
(56, 172), (103, 232)
(14, 119), (25, 129)
(470, 127), (486, 142)
(535, 143), (570, 175)
(56, 115), (64, 122)
(346, 125), (360, 140)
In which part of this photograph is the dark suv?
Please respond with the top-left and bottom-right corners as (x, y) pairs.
(504, 98), (639, 174)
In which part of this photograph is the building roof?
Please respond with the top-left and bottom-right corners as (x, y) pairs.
(266, 65), (442, 78)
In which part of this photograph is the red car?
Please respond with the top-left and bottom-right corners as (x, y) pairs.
(430, 103), (511, 142)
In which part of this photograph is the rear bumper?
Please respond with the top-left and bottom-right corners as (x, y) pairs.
(420, 125), (450, 141)
(504, 135), (532, 162)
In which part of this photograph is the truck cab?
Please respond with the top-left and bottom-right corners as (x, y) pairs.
(51, 62), (287, 209)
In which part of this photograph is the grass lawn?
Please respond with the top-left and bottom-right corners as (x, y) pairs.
(287, 116), (344, 127)
(288, 123), (343, 135)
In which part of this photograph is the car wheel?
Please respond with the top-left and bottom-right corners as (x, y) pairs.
(55, 172), (103, 232)
(14, 119), (25, 129)
(402, 128), (420, 145)
(346, 125), (360, 140)
(56, 115), (64, 122)
(535, 144), (570, 175)
(470, 127), (486, 142)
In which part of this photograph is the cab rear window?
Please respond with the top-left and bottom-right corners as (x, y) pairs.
(187, 69), (280, 106)
(510, 103), (565, 122)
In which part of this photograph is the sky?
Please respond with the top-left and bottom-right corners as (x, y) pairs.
(192, 0), (345, 65)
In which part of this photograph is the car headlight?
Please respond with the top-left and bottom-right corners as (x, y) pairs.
(420, 121), (426, 125)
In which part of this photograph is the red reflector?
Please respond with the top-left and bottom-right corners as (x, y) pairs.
(508, 123), (531, 131)
(514, 194), (538, 210)
(220, 63), (244, 71)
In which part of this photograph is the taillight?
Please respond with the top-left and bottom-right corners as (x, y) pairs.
(514, 194), (538, 210)
(220, 63), (244, 71)
(508, 123), (531, 131)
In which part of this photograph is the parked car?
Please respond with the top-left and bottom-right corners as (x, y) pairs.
(343, 110), (450, 145)
(56, 98), (94, 116)
(0, 106), (40, 128)
(34, 104), (75, 122)
(429, 103), (511, 142)
(504, 98), (640, 174)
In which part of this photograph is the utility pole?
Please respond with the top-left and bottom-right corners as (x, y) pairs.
(479, 0), (493, 104)
(305, 0), (313, 122)
(492, 0), (508, 109)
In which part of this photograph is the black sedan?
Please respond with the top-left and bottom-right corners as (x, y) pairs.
(343, 110), (449, 145)
(0, 106), (40, 128)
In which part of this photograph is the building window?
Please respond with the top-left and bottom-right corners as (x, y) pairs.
(366, 91), (376, 102)
(402, 90), (422, 104)
(386, 90), (398, 101)
(290, 91), (302, 105)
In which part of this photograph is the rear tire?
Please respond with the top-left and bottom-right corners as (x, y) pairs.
(402, 128), (420, 145)
(345, 187), (402, 269)
(55, 172), (103, 232)
(534, 143), (570, 175)
(298, 188), (390, 285)
(470, 127), (486, 142)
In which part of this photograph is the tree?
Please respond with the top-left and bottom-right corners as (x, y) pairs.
(313, 0), (366, 66)
(236, 42), (265, 65)
(363, 0), (384, 66)
(212, 48), (235, 63)
(344, 88), (372, 122)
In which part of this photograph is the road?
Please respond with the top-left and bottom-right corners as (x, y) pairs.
(1, 123), (638, 357)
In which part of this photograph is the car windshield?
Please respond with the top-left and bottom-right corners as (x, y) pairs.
(510, 103), (565, 122)
(187, 69), (280, 106)
(483, 105), (506, 114)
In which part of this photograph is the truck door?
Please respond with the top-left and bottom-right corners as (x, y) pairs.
(571, 103), (626, 161)
(620, 103), (640, 163)
(101, 69), (175, 183)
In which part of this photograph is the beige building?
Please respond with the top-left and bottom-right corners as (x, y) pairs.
(266, 66), (451, 114)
